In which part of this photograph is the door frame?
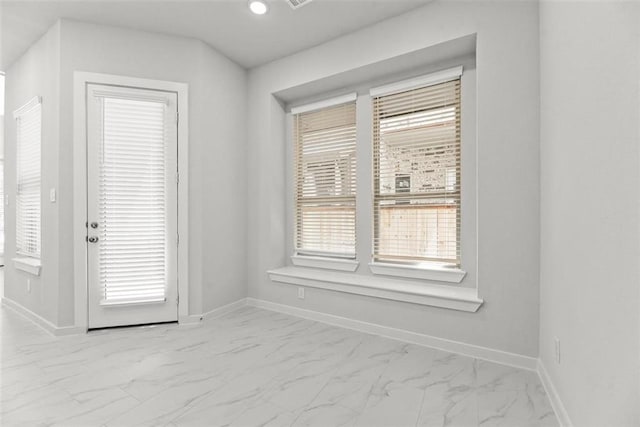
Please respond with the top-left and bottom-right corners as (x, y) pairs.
(73, 71), (190, 331)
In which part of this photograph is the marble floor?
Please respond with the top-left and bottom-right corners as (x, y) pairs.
(1, 304), (558, 427)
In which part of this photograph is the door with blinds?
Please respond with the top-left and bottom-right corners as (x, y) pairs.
(86, 84), (178, 329)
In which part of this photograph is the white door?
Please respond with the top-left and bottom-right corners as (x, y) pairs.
(87, 84), (178, 329)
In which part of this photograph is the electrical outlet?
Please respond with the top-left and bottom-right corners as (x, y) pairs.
(27, 279), (31, 293)
(49, 188), (56, 203)
(297, 287), (305, 299)
(554, 337), (560, 364)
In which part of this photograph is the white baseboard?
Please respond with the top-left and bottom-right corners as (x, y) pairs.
(178, 314), (204, 325)
(246, 297), (538, 371)
(179, 298), (248, 325)
(537, 359), (573, 427)
(202, 298), (248, 320)
(1, 297), (85, 336)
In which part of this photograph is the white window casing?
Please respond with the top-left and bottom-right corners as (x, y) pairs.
(372, 69), (463, 271)
(14, 96), (42, 264)
(293, 96), (358, 260)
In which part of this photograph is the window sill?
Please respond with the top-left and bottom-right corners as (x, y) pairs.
(369, 262), (466, 283)
(13, 257), (42, 276)
(267, 266), (482, 312)
(291, 255), (359, 272)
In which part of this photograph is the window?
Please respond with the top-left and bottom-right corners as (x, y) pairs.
(293, 97), (357, 258)
(372, 74), (461, 268)
(14, 97), (42, 259)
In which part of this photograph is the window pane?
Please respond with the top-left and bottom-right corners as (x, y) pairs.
(294, 101), (357, 258)
(373, 78), (461, 267)
(15, 100), (41, 258)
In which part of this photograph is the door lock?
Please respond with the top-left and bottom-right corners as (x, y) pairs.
(90, 222), (99, 229)
(88, 236), (99, 243)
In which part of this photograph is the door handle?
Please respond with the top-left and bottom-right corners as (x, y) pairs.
(88, 236), (99, 243)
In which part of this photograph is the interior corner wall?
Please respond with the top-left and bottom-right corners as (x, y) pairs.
(198, 42), (248, 314)
(3, 21), (61, 325)
(539, 2), (640, 425)
(247, 0), (541, 357)
(43, 20), (246, 326)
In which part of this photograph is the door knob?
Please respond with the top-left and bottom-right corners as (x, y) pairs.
(88, 236), (99, 243)
(90, 222), (99, 229)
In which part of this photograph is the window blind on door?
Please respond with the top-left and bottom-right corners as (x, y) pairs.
(294, 99), (357, 258)
(372, 76), (461, 267)
(98, 96), (168, 304)
(14, 98), (41, 258)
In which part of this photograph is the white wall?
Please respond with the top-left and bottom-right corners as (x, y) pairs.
(198, 43), (248, 313)
(1, 75), (4, 259)
(539, 2), (640, 425)
(4, 22), (61, 324)
(4, 19), (248, 326)
(59, 20), (248, 321)
(0, 118), (4, 159)
(247, 0), (541, 357)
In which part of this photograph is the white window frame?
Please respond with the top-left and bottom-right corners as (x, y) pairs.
(369, 67), (467, 283)
(290, 93), (360, 272)
(13, 96), (42, 276)
(277, 64), (480, 311)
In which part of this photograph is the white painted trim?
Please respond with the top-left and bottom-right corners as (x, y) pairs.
(73, 72), (190, 330)
(178, 314), (203, 325)
(290, 92), (357, 114)
(90, 89), (170, 104)
(178, 298), (248, 325)
(202, 298), (248, 320)
(369, 262), (466, 283)
(12, 257), (41, 276)
(247, 297), (536, 371)
(2, 297), (85, 336)
(268, 266), (482, 312)
(369, 66), (463, 97)
(537, 359), (573, 427)
(13, 96), (42, 118)
(291, 255), (359, 272)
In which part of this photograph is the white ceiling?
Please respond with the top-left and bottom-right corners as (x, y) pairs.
(0, 0), (431, 70)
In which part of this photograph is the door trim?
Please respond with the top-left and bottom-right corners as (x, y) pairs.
(73, 72), (189, 332)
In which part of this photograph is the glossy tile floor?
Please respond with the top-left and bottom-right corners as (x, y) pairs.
(1, 304), (558, 427)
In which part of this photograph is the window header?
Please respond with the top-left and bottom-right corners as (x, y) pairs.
(370, 66), (463, 98)
(291, 92), (357, 115)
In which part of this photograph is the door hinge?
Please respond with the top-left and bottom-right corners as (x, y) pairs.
(175, 172), (180, 184)
(176, 233), (180, 246)
(175, 111), (179, 124)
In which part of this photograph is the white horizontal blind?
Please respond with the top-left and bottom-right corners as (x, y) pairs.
(98, 96), (168, 304)
(294, 101), (357, 258)
(373, 77), (461, 267)
(15, 100), (41, 258)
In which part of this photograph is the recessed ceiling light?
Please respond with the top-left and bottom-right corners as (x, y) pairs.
(249, 0), (268, 15)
